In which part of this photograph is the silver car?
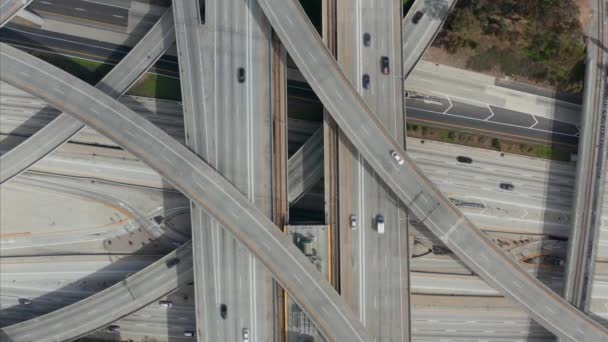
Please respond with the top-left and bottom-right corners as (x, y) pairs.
(350, 215), (358, 229)
(390, 150), (404, 165)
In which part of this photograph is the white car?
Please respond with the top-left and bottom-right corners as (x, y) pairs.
(243, 328), (250, 342)
(159, 300), (173, 308)
(390, 150), (404, 165)
(376, 215), (385, 234)
(350, 215), (358, 229)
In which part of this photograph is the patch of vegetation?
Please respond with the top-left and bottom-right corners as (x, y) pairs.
(128, 73), (182, 101)
(25, 50), (181, 100)
(28, 50), (112, 85)
(403, 0), (416, 16)
(435, 0), (586, 94)
(406, 123), (572, 161)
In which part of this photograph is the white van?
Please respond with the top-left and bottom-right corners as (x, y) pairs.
(376, 215), (385, 234)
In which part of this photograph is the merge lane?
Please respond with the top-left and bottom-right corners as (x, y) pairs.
(254, 0), (608, 340)
(0, 43), (371, 342)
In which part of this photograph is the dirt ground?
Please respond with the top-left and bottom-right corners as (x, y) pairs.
(423, 0), (593, 94)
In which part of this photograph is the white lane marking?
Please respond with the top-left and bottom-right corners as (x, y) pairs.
(530, 115), (539, 128)
(112, 15), (124, 19)
(285, 15), (294, 25)
(307, 51), (317, 63)
(40, 1), (52, 5)
(293, 273), (303, 284)
(52, 87), (64, 94)
(74, 7), (86, 11)
(485, 105), (495, 120)
(18, 71), (29, 77)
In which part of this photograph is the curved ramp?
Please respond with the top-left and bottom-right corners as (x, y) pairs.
(0, 6), (176, 184)
(0, 242), (193, 342)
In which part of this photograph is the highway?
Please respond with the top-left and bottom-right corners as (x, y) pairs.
(406, 61), (582, 124)
(0, 0), (33, 27)
(252, 0), (608, 340)
(407, 139), (576, 236)
(401, 0), (457, 78)
(0, 5), (175, 185)
(0, 243), (193, 342)
(28, 0), (129, 28)
(0, 23), (179, 78)
(335, 0), (410, 341)
(0, 42), (372, 342)
(564, 0), (608, 313)
(173, 0), (276, 340)
(405, 89), (579, 147)
(0, 83), (185, 149)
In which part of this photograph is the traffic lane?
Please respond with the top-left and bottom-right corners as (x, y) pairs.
(488, 105), (538, 127)
(29, 0), (128, 27)
(406, 97), (579, 138)
(406, 105), (579, 147)
(0, 24), (179, 77)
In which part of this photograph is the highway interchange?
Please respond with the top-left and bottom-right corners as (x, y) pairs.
(1, 0), (608, 341)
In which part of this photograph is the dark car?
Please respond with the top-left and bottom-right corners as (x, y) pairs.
(362, 74), (371, 89)
(432, 245), (450, 255)
(499, 183), (514, 190)
(18, 298), (32, 305)
(166, 257), (180, 268)
(107, 325), (120, 333)
(380, 56), (390, 75)
(412, 11), (424, 24)
(220, 304), (228, 319)
(456, 156), (473, 164)
(363, 33), (371, 47)
(237, 67), (246, 83)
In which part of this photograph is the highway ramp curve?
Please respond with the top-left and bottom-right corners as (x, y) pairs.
(0, 242), (194, 342)
(0, 43), (372, 342)
(0, 6), (176, 185)
(254, 0), (608, 341)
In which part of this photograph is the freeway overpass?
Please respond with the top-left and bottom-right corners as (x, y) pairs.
(253, 0), (608, 340)
(0, 42), (372, 342)
(0, 5), (176, 184)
